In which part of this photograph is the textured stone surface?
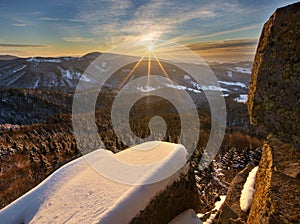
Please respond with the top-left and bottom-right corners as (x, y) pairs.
(248, 2), (300, 149)
(220, 3), (300, 224)
(247, 137), (300, 223)
(215, 164), (254, 224)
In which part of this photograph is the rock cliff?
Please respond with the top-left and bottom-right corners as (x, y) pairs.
(247, 3), (300, 222)
(248, 2), (300, 149)
(218, 2), (300, 223)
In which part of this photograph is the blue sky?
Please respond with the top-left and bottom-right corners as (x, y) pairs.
(0, 0), (298, 61)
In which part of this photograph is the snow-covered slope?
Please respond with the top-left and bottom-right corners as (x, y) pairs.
(0, 53), (101, 90)
(0, 141), (188, 224)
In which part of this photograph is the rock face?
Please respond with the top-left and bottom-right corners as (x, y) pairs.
(217, 3), (300, 224)
(248, 2), (300, 149)
(247, 2), (300, 223)
(247, 137), (300, 223)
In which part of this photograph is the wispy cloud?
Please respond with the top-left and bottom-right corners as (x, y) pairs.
(0, 43), (48, 47)
(61, 36), (94, 43)
(12, 23), (27, 27)
(1, 0), (286, 60)
(73, 0), (229, 46)
(187, 38), (258, 51)
(40, 17), (83, 23)
(191, 24), (262, 40)
(186, 38), (258, 62)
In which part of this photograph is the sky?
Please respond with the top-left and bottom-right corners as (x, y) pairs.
(0, 0), (298, 62)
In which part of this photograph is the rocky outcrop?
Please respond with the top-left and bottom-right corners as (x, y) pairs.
(215, 164), (254, 224)
(247, 2), (300, 223)
(217, 2), (300, 223)
(248, 2), (300, 149)
(247, 3), (300, 222)
(247, 137), (300, 223)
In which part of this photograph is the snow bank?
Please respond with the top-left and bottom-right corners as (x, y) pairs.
(169, 209), (201, 224)
(0, 141), (188, 224)
(240, 166), (258, 212)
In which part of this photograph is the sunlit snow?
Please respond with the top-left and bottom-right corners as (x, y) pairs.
(0, 141), (188, 224)
(218, 81), (247, 89)
(240, 166), (258, 212)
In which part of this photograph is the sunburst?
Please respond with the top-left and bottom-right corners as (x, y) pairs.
(118, 35), (176, 93)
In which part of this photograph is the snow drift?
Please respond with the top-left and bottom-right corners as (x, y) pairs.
(240, 166), (258, 212)
(0, 141), (189, 224)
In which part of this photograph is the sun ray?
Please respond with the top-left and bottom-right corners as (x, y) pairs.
(147, 51), (152, 87)
(152, 52), (170, 79)
(152, 52), (183, 99)
(118, 52), (147, 89)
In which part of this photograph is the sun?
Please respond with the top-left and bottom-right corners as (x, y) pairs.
(147, 43), (153, 52)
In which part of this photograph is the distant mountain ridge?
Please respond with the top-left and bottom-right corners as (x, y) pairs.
(0, 52), (103, 91)
(0, 52), (251, 92)
(0, 55), (19, 61)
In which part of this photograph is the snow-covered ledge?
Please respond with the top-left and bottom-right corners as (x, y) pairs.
(0, 141), (200, 224)
(240, 166), (258, 212)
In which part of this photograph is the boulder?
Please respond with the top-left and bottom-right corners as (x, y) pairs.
(219, 3), (300, 224)
(248, 2), (300, 149)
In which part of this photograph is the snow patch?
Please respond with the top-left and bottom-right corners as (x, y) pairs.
(166, 83), (201, 93)
(227, 71), (233, 78)
(80, 74), (92, 83)
(218, 81), (247, 89)
(235, 67), (251, 74)
(61, 56), (82, 61)
(5, 71), (26, 86)
(32, 76), (40, 88)
(201, 85), (229, 92)
(57, 66), (73, 80)
(184, 75), (191, 80)
(12, 65), (27, 73)
(169, 209), (201, 224)
(234, 94), (248, 103)
(198, 195), (226, 224)
(26, 58), (62, 63)
(240, 166), (258, 212)
(137, 85), (158, 92)
(191, 81), (229, 92)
